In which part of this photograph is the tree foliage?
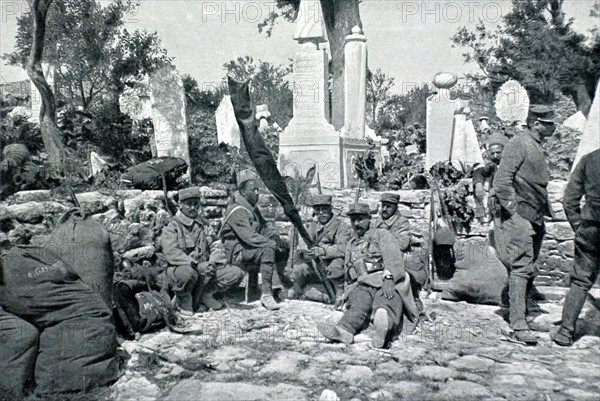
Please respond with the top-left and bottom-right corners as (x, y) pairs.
(4, 0), (170, 111)
(223, 56), (293, 128)
(452, 0), (599, 113)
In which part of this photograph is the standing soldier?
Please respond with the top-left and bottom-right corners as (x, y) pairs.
(492, 105), (557, 344)
(160, 187), (244, 315)
(473, 133), (508, 223)
(288, 194), (352, 303)
(319, 203), (417, 348)
(373, 193), (427, 308)
(554, 149), (600, 346)
(219, 169), (292, 310)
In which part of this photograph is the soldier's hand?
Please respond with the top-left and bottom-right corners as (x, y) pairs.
(197, 261), (215, 276)
(307, 247), (325, 258)
(382, 277), (396, 299)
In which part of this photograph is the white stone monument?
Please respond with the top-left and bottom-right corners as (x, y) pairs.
(562, 111), (587, 133)
(215, 95), (241, 148)
(572, 81), (600, 169)
(279, 0), (342, 188)
(426, 73), (483, 169)
(343, 26), (367, 139)
(426, 73), (460, 169)
(148, 65), (191, 177)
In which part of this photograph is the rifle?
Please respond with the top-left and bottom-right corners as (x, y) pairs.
(425, 183), (436, 294)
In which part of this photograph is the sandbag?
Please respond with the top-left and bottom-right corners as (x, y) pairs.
(441, 240), (507, 305)
(46, 209), (114, 308)
(0, 245), (119, 394)
(123, 157), (187, 190)
(0, 307), (39, 398)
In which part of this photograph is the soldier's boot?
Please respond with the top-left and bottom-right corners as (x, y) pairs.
(509, 275), (538, 344)
(173, 290), (194, 316)
(372, 308), (390, 349)
(200, 283), (224, 311)
(260, 260), (280, 310)
(319, 322), (354, 345)
(528, 278), (548, 302)
(554, 286), (588, 347)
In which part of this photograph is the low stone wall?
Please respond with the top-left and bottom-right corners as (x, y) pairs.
(0, 180), (576, 287)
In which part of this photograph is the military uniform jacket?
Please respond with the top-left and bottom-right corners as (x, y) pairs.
(219, 192), (277, 260)
(345, 227), (405, 288)
(563, 149), (600, 229)
(373, 210), (411, 252)
(493, 131), (553, 223)
(160, 211), (210, 267)
(306, 216), (352, 261)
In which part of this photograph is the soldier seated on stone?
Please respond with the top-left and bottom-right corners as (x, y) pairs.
(160, 187), (244, 316)
(288, 194), (352, 303)
(373, 193), (427, 310)
(319, 203), (418, 348)
(219, 169), (293, 310)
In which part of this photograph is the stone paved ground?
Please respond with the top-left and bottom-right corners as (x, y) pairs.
(112, 287), (600, 401)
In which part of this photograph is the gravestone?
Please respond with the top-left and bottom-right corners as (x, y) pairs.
(426, 73), (482, 169)
(450, 105), (484, 166)
(279, 0), (342, 188)
(344, 26), (367, 139)
(562, 111), (587, 133)
(148, 66), (190, 177)
(572, 81), (600, 169)
(425, 73), (460, 170)
(215, 95), (241, 148)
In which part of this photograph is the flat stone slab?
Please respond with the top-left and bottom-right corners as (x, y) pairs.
(438, 380), (490, 399)
(448, 355), (495, 372)
(259, 351), (309, 375)
(412, 365), (457, 381)
(166, 380), (308, 401)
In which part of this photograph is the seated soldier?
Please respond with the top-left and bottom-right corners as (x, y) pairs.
(219, 170), (292, 310)
(160, 187), (244, 315)
(288, 194), (352, 303)
(319, 203), (419, 348)
(373, 193), (427, 309)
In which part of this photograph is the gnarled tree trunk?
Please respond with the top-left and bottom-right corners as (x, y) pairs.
(26, 0), (65, 171)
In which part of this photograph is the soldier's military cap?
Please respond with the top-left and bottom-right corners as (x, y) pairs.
(488, 133), (509, 147)
(237, 169), (259, 187)
(179, 187), (201, 201)
(380, 192), (400, 204)
(311, 194), (333, 206)
(528, 105), (558, 123)
(346, 203), (371, 216)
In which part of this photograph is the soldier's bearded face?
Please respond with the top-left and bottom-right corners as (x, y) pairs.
(314, 205), (333, 225)
(350, 215), (370, 237)
(180, 198), (201, 218)
(241, 180), (260, 206)
(381, 201), (398, 220)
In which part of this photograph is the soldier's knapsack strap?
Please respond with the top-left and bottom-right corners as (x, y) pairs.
(217, 205), (251, 238)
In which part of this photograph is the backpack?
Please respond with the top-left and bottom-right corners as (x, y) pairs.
(123, 157), (188, 190)
(112, 281), (201, 339)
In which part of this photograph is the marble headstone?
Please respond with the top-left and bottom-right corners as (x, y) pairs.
(148, 66), (191, 176)
(572, 81), (600, 170)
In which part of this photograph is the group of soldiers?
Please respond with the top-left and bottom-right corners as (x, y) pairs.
(158, 104), (598, 349)
(158, 168), (426, 348)
(474, 105), (599, 346)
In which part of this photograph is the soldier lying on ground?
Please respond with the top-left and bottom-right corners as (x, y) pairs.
(319, 203), (419, 348)
(160, 186), (244, 316)
(288, 194), (352, 303)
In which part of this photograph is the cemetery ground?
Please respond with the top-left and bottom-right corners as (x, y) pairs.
(106, 286), (600, 401)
